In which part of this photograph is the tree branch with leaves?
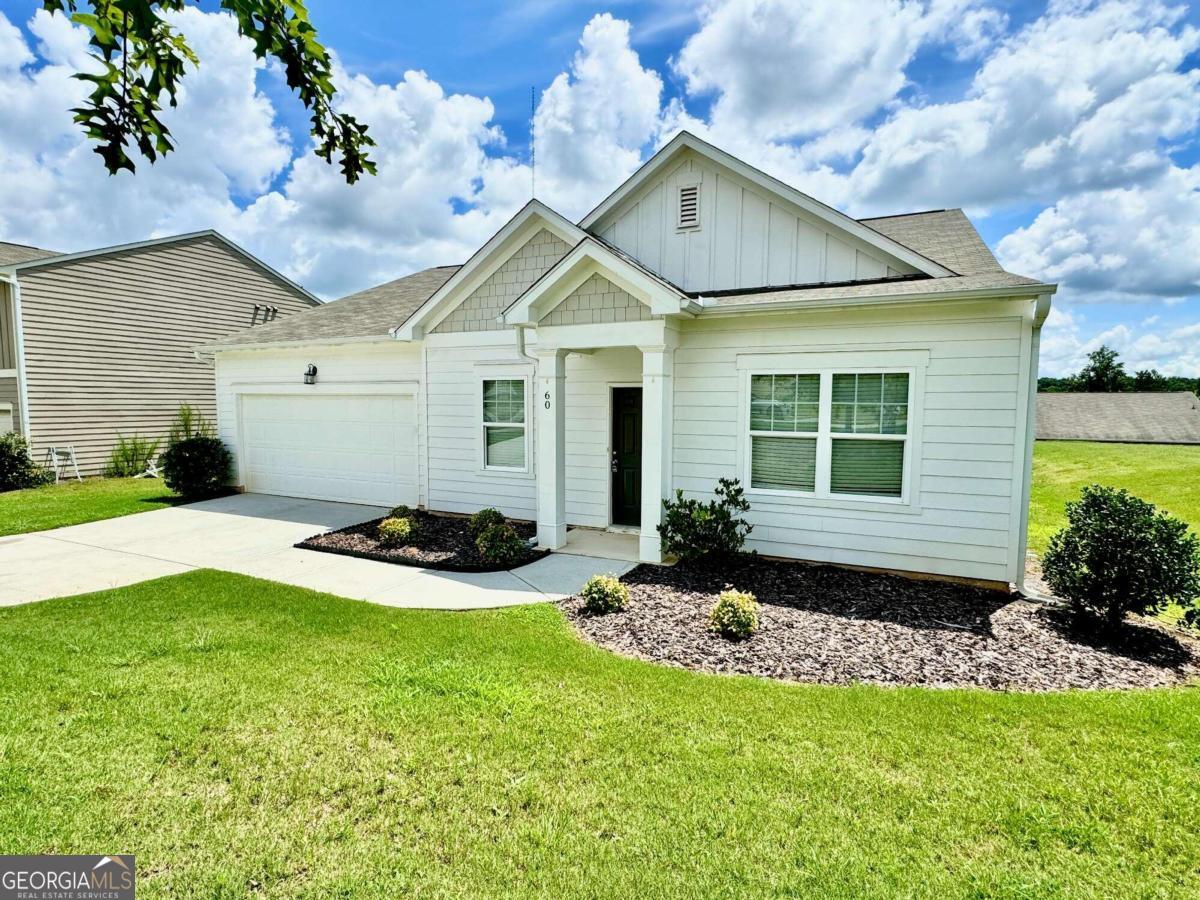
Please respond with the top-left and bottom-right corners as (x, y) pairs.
(43, 0), (375, 183)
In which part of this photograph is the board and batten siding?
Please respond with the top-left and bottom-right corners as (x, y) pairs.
(595, 150), (914, 293)
(18, 235), (316, 475)
(671, 300), (1032, 583)
(214, 342), (425, 503)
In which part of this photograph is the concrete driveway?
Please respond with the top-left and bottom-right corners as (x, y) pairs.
(0, 494), (633, 609)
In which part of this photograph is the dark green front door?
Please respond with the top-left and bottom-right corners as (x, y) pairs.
(611, 387), (642, 527)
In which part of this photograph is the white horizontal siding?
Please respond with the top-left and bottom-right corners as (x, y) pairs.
(670, 303), (1031, 582)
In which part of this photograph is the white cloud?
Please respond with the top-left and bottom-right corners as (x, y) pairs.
(997, 164), (1200, 303)
(532, 13), (664, 218)
(672, 0), (1003, 143)
(1039, 305), (1200, 376)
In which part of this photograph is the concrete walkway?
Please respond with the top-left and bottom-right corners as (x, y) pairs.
(0, 494), (634, 609)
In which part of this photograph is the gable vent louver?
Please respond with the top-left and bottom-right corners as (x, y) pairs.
(677, 184), (700, 229)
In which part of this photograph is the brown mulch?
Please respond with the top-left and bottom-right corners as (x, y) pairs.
(562, 557), (1200, 692)
(297, 511), (546, 572)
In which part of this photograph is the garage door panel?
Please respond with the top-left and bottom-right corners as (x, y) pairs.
(240, 392), (418, 506)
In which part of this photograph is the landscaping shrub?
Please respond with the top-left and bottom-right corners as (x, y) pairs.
(708, 589), (759, 640)
(168, 403), (215, 443)
(105, 433), (160, 477)
(160, 435), (232, 499)
(378, 516), (419, 548)
(469, 507), (506, 536)
(476, 522), (526, 567)
(659, 477), (753, 563)
(390, 504), (415, 519)
(0, 432), (53, 492)
(581, 573), (629, 614)
(1042, 484), (1200, 632)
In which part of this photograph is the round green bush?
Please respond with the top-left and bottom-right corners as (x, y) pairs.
(580, 573), (630, 614)
(160, 435), (232, 499)
(1042, 484), (1200, 631)
(469, 507), (506, 536)
(0, 432), (53, 492)
(475, 522), (526, 567)
(390, 504), (416, 519)
(708, 589), (759, 640)
(378, 516), (419, 548)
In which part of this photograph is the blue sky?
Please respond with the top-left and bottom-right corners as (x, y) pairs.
(1, 0), (1198, 375)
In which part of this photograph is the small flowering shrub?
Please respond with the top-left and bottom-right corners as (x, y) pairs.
(581, 573), (630, 614)
(708, 589), (759, 640)
(378, 516), (419, 548)
(475, 522), (526, 566)
(469, 507), (506, 537)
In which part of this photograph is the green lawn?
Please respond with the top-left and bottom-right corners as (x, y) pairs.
(0, 477), (177, 536)
(1029, 441), (1200, 555)
(1, 571), (1197, 897)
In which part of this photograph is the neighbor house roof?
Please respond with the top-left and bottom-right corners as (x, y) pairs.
(0, 241), (58, 266)
(1036, 392), (1200, 444)
(199, 264), (460, 349)
(8, 229), (320, 305)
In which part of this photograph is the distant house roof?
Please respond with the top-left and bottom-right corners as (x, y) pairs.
(0, 241), (58, 266)
(200, 264), (461, 349)
(1037, 392), (1200, 444)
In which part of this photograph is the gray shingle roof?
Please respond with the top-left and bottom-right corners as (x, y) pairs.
(0, 241), (58, 266)
(860, 209), (1002, 276)
(1037, 392), (1200, 444)
(200, 264), (460, 348)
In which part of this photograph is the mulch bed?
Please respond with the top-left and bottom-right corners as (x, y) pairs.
(297, 511), (546, 573)
(562, 557), (1200, 692)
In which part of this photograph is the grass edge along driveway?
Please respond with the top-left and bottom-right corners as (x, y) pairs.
(0, 569), (1196, 897)
(0, 477), (177, 537)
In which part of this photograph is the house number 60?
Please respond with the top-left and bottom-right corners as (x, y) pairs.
(544, 391), (551, 410)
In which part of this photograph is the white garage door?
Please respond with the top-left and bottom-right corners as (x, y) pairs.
(240, 393), (418, 506)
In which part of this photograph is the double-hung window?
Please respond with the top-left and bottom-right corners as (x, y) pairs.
(747, 370), (912, 501)
(482, 378), (526, 470)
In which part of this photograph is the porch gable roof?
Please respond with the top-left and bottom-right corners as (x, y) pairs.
(501, 236), (698, 326)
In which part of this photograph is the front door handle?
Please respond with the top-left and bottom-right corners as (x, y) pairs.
(611, 451), (618, 473)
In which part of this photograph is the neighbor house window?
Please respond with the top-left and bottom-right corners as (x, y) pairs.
(483, 378), (526, 469)
(748, 370), (911, 500)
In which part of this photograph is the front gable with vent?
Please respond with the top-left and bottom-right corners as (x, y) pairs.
(581, 133), (952, 294)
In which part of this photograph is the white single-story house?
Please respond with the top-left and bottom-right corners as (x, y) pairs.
(198, 133), (1054, 589)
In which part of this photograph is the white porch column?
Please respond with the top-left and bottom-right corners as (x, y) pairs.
(535, 348), (568, 550)
(639, 344), (674, 563)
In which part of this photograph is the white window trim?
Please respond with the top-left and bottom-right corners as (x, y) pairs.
(738, 361), (925, 513)
(479, 375), (531, 475)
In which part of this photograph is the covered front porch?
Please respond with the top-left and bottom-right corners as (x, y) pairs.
(501, 239), (696, 564)
(533, 321), (678, 564)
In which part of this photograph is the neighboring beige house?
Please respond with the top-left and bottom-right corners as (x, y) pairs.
(0, 231), (318, 474)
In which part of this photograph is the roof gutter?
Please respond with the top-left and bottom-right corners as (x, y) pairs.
(195, 333), (397, 356)
(0, 271), (33, 442)
(695, 282), (1057, 316)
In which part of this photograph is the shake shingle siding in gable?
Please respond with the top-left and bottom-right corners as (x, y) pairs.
(540, 273), (651, 326)
(18, 234), (315, 474)
(432, 229), (570, 334)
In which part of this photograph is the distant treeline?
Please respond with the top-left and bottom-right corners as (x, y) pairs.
(1039, 345), (1200, 394)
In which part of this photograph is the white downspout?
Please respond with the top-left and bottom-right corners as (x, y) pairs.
(0, 272), (32, 443)
(1015, 293), (1052, 594)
